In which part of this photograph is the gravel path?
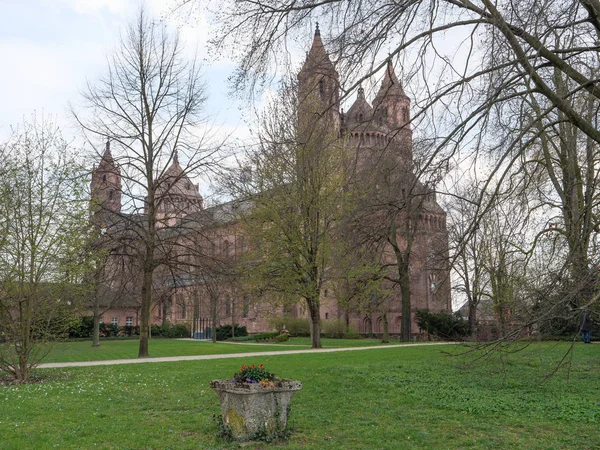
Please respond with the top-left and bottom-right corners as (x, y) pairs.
(37, 342), (456, 369)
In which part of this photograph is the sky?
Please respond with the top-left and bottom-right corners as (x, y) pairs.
(0, 0), (249, 143)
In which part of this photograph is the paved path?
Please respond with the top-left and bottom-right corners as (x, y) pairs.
(37, 342), (455, 369)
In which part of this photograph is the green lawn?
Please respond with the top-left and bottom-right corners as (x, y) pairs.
(41, 337), (393, 363)
(1, 342), (598, 449)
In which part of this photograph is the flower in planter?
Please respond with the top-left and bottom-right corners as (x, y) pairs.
(232, 364), (277, 386)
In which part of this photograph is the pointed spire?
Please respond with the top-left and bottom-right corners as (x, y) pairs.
(173, 148), (179, 165)
(299, 23), (335, 76)
(102, 138), (114, 163)
(375, 58), (407, 100)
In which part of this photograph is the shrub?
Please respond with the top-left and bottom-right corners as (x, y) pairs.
(150, 322), (190, 338)
(415, 309), (470, 340)
(267, 316), (310, 336)
(229, 335), (255, 342)
(100, 323), (120, 337)
(275, 333), (289, 342)
(253, 332), (279, 341)
(68, 316), (94, 339)
(122, 325), (140, 337)
(342, 328), (361, 340)
(322, 319), (348, 338)
(216, 324), (248, 341)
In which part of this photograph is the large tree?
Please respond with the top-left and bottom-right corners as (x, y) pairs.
(181, 0), (600, 333)
(73, 8), (218, 357)
(221, 81), (353, 348)
(0, 116), (90, 383)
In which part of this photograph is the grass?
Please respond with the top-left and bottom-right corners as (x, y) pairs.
(41, 337), (394, 364)
(1, 342), (599, 449)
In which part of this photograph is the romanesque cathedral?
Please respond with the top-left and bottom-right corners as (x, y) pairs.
(90, 28), (451, 337)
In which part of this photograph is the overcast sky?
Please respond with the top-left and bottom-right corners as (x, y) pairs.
(0, 0), (249, 143)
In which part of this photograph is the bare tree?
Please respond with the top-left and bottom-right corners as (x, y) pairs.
(72, 8), (220, 357)
(180, 0), (600, 337)
(0, 116), (90, 383)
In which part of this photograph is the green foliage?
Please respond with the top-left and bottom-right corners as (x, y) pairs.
(101, 323), (120, 338)
(122, 325), (140, 337)
(321, 319), (346, 338)
(215, 324), (248, 341)
(233, 363), (276, 383)
(415, 309), (470, 340)
(275, 333), (289, 342)
(342, 330), (361, 339)
(1, 343), (599, 449)
(228, 335), (255, 342)
(151, 322), (190, 339)
(214, 414), (233, 441)
(253, 332), (279, 341)
(321, 319), (360, 339)
(268, 316), (311, 336)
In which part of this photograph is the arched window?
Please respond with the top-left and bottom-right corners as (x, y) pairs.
(403, 107), (409, 122)
(109, 190), (113, 200)
(102, 174), (107, 182)
(358, 113), (363, 122)
(223, 240), (230, 259)
(319, 80), (325, 99)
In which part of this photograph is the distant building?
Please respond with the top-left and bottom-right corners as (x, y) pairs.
(90, 28), (451, 337)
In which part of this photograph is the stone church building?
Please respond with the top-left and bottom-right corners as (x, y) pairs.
(90, 29), (451, 338)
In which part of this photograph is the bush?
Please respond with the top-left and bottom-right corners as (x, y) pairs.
(101, 323), (120, 337)
(151, 322), (190, 338)
(415, 309), (470, 340)
(215, 324), (248, 341)
(253, 332), (279, 341)
(322, 319), (348, 338)
(122, 325), (140, 337)
(68, 316), (94, 338)
(229, 335), (255, 342)
(275, 333), (289, 342)
(342, 329), (361, 340)
(267, 316), (310, 336)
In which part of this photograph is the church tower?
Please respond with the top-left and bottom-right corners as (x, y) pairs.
(153, 149), (204, 228)
(297, 24), (340, 143)
(90, 140), (121, 226)
(373, 61), (413, 163)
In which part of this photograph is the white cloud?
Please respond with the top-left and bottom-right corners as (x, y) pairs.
(61, 0), (129, 15)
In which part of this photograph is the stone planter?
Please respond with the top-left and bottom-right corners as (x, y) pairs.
(210, 379), (302, 441)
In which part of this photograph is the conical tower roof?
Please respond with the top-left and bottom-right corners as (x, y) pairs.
(374, 60), (408, 102)
(157, 149), (203, 204)
(299, 24), (336, 76)
(346, 86), (374, 125)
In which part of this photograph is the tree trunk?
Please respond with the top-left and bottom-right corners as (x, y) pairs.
(211, 294), (218, 343)
(193, 291), (200, 337)
(308, 302), (322, 348)
(92, 305), (101, 347)
(400, 278), (411, 342)
(231, 298), (235, 339)
(138, 267), (153, 357)
(468, 301), (477, 337)
(381, 311), (389, 343)
(162, 299), (169, 326)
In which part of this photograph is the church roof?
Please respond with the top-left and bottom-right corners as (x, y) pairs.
(156, 150), (203, 201)
(374, 60), (408, 103)
(346, 86), (374, 126)
(299, 24), (336, 77)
